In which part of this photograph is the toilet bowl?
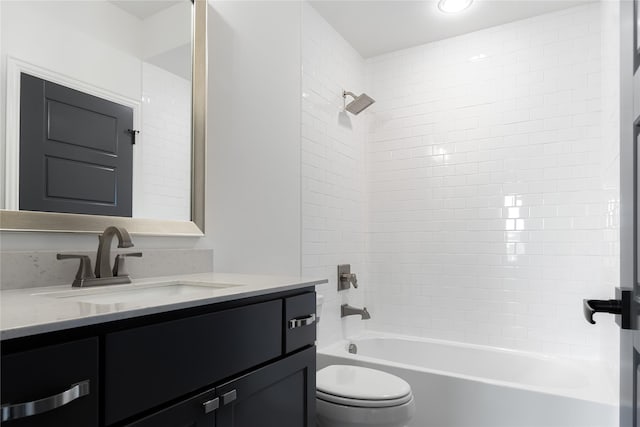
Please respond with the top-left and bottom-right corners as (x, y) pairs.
(316, 365), (416, 427)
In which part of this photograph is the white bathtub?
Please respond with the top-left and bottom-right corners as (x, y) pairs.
(317, 332), (618, 427)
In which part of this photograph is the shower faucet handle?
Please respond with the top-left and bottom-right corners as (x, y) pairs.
(337, 264), (358, 290)
(341, 273), (358, 288)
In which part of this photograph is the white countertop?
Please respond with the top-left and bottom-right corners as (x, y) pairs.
(0, 272), (327, 341)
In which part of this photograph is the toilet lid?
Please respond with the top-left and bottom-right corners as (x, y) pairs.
(316, 389), (413, 408)
(316, 365), (412, 401)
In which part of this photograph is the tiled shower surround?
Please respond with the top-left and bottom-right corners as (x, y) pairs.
(303, 2), (619, 360)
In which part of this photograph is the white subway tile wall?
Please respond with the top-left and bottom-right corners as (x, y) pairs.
(301, 3), (368, 347)
(364, 3), (615, 359)
(136, 62), (191, 221)
(303, 2), (619, 360)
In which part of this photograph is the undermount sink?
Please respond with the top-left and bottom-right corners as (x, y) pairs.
(34, 282), (239, 305)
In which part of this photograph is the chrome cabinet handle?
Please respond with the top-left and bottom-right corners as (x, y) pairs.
(288, 314), (316, 329)
(222, 390), (237, 405)
(1, 380), (90, 422)
(202, 397), (219, 414)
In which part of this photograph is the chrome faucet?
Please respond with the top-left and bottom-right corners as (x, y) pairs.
(57, 226), (141, 287)
(341, 304), (371, 320)
(95, 226), (134, 278)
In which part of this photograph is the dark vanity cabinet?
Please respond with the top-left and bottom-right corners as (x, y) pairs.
(1, 288), (317, 427)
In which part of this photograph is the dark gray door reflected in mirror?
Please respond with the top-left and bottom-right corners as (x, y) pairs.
(19, 73), (133, 217)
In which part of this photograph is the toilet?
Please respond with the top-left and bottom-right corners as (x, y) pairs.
(316, 364), (416, 427)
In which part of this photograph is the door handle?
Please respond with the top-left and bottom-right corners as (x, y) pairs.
(583, 288), (632, 329)
(583, 299), (621, 324)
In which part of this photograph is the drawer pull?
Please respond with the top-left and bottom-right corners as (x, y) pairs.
(288, 314), (316, 329)
(222, 390), (237, 405)
(202, 397), (219, 414)
(1, 380), (90, 422)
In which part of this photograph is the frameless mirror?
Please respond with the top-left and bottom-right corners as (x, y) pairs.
(0, 0), (206, 235)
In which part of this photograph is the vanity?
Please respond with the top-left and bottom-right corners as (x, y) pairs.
(1, 274), (324, 426)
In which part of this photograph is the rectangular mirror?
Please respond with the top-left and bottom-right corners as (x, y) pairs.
(0, 0), (206, 236)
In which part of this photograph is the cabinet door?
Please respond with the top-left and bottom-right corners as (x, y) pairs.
(216, 347), (316, 427)
(0, 337), (99, 427)
(125, 388), (217, 427)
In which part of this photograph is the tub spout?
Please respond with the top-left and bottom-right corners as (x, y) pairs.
(341, 304), (371, 320)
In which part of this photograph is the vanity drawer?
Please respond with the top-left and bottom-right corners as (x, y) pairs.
(104, 300), (282, 425)
(284, 292), (316, 353)
(1, 337), (99, 427)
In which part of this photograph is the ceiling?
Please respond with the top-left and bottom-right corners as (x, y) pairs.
(309, 0), (594, 58)
(110, 0), (183, 20)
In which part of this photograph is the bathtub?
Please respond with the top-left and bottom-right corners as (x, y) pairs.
(317, 332), (618, 427)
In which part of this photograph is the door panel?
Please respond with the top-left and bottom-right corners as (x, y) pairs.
(47, 100), (119, 153)
(19, 73), (133, 217)
(46, 157), (116, 203)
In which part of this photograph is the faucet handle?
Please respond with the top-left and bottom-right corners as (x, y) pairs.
(349, 273), (358, 288)
(56, 254), (96, 287)
(340, 273), (358, 288)
(113, 252), (142, 277)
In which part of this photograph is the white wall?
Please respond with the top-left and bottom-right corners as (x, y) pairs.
(301, 3), (368, 347)
(364, 3), (614, 360)
(206, 1), (301, 275)
(142, 2), (191, 60)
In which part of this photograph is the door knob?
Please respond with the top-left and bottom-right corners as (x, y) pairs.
(583, 288), (632, 329)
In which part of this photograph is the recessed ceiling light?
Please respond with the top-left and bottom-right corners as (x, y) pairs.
(438, 0), (473, 14)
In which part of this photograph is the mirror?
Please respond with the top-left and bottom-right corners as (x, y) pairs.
(0, 0), (206, 235)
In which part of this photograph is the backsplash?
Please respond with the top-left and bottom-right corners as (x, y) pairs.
(0, 248), (213, 290)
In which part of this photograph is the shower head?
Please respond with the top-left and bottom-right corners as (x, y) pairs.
(343, 90), (375, 115)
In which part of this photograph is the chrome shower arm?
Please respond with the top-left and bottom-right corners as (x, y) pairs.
(343, 90), (357, 99)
